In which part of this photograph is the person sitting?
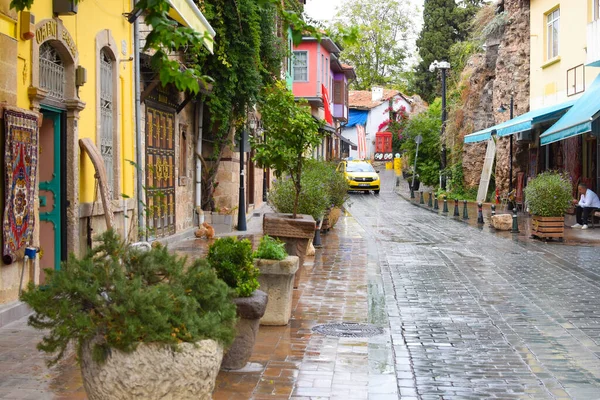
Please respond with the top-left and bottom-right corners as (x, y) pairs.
(571, 183), (600, 229)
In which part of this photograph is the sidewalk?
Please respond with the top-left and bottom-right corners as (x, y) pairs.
(0, 204), (397, 399)
(391, 171), (600, 246)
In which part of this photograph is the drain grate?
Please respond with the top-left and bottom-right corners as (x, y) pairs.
(312, 322), (384, 338)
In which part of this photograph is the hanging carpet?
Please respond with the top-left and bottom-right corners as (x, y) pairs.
(2, 107), (39, 265)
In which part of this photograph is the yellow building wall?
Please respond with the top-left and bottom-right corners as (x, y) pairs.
(530, 0), (600, 110)
(15, 0), (135, 202)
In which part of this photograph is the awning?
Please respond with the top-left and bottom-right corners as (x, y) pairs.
(168, 0), (216, 53)
(339, 135), (356, 147)
(464, 100), (575, 144)
(346, 109), (369, 128)
(540, 74), (600, 145)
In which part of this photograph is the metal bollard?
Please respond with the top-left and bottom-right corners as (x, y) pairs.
(490, 204), (496, 227)
(442, 196), (448, 213)
(428, 192), (433, 208)
(463, 200), (469, 220)
(477, 202), (484, 224)
(434, 195), (439, 210)
(419, 191), (424, 205)
(511, 208), (519, 233)
(453, 199), (460, 217)
(410, 186), (415, 199)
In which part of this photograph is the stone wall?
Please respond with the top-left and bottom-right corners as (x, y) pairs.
(450, 0), (530, 195)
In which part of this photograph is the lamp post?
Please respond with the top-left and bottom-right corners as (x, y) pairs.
(261, 128), (268, 203)
(498, 95), (514, 193)
(429, 60), (451, 190)
(238, 116), (254, 232)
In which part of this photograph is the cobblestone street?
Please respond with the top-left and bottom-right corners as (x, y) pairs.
(346, 171), (600, 399)
(2, 172), (600, 399)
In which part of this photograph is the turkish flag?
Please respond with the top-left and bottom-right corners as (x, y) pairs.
(322, 84), (333, 125)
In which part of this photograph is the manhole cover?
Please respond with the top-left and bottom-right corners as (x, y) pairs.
(312, 322), (384, 338)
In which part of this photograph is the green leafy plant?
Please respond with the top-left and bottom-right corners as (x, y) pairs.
(20, 230), (237, 366)
(207, 237), (260, 297)
(524, 171), (572, 217)
(251, 82), (326, 218)
(253, 235), (287, 260)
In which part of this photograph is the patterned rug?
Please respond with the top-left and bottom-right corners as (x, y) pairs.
(3, 107), (39, 265)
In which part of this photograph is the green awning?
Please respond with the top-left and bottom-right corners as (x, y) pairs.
(464, 100), (575, 144)
(540, 74), (600, 146)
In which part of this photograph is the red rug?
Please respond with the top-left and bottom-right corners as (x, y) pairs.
(3, 107), (39, 265)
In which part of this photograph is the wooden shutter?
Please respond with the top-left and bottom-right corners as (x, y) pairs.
(333, 80), (344, 104)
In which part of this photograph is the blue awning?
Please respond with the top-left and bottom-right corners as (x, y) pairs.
(464, 99), (575, 144)
(346, 109), (369, 128)
(540, 75), (600, 145)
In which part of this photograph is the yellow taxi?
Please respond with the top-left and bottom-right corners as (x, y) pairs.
(337, 160), (381, 194)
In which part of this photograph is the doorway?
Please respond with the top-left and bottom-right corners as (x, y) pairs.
(38, 107), (67, 282)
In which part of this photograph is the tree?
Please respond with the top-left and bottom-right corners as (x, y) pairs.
(330, 0), (415, 90)
(251, 82), (325, 218)
(401, 99), (442, 187)
(414, 0), (458, 104)
(413, 0), (486, 103)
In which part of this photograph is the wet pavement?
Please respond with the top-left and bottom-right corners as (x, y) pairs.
(1, 171), (600, 398)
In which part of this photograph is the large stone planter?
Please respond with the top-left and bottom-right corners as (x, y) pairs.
(263, 213), (316, 268)
(221, 289), (268, 370)
(205, 212), (234, 234)
(254, 256), (299, 326)
(81, 339), (223, 400)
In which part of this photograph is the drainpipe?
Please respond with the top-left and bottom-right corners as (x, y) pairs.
(133, 2), (145, 239)
(195, 98), (204, 224)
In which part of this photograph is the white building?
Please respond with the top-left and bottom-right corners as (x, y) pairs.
(342, 88), (413, 160)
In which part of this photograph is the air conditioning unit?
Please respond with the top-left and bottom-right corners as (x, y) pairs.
(516, 131), (532, 142)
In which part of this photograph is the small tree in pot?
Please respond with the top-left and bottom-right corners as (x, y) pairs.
(21, 230), (237, 400)
(251, 81), (326, 265)
(524, 171), (572, 241)
(207, 237), (267, 370)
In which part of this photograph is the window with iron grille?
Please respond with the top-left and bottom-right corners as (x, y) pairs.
(39, 42), (65, 102)
(293, 51), (308, 81)
(100, 49), (115, 198)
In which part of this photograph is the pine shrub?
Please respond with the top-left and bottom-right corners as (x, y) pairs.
(207, 237), (260, 297)
(20, 230), (237, 366)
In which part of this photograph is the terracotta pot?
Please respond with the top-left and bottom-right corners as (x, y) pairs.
(81, 338), (223, 400)
(254, 256), (299, 326)
(221, 290), (268, 370)
(531, 215), (565, 240)
(263, 213), (316, 268)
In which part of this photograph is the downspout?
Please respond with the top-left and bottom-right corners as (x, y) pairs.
(195, 98), (204, 224)
(133, 2), (145, 239)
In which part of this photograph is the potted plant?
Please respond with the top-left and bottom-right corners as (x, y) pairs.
(207, 237), (267, 370)
(524, 171), (572, 240)
(252, 236), (299, 326)
(317, 161), (349, 232)
(251, 82), (326, 266)
(20, 230), (237, 400)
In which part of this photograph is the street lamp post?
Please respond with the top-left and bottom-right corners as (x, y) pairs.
(262, 130), (268, 203)
(498, 95), (514, 194)
(429, 60), (451, 190)
(238, 117), (255, 232)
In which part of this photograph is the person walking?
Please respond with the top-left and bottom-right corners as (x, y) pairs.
(571, 183), (600, 229)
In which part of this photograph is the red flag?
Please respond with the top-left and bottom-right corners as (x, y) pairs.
(322, 84), (333, 125)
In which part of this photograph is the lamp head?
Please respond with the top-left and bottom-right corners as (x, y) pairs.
(429, 60), (438, 72)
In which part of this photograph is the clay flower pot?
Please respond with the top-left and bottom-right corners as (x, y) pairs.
(221, 289), (268, 370)
(81, 339), (223, 400)
(254, 256), (300, 326)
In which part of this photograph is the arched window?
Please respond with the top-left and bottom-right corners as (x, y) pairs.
(100, 48), (115, 197)
(39, 42), (65, 102)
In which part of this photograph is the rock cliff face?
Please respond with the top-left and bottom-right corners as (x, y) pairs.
(447, 0), (530, 197)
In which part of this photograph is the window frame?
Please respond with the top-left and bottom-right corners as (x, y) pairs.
(546, 7), (560, 61)
(292, 50), (309, 82)
(566, 64), (585, 97)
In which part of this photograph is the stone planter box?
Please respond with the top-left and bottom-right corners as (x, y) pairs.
(81, 339), (223, 400)
(531, 215), (565, 241)
(263, 213), (315, 268)
(205, 212), (234, 234)
(254, 256), (299, 326)
(221, 290), (268, 370)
